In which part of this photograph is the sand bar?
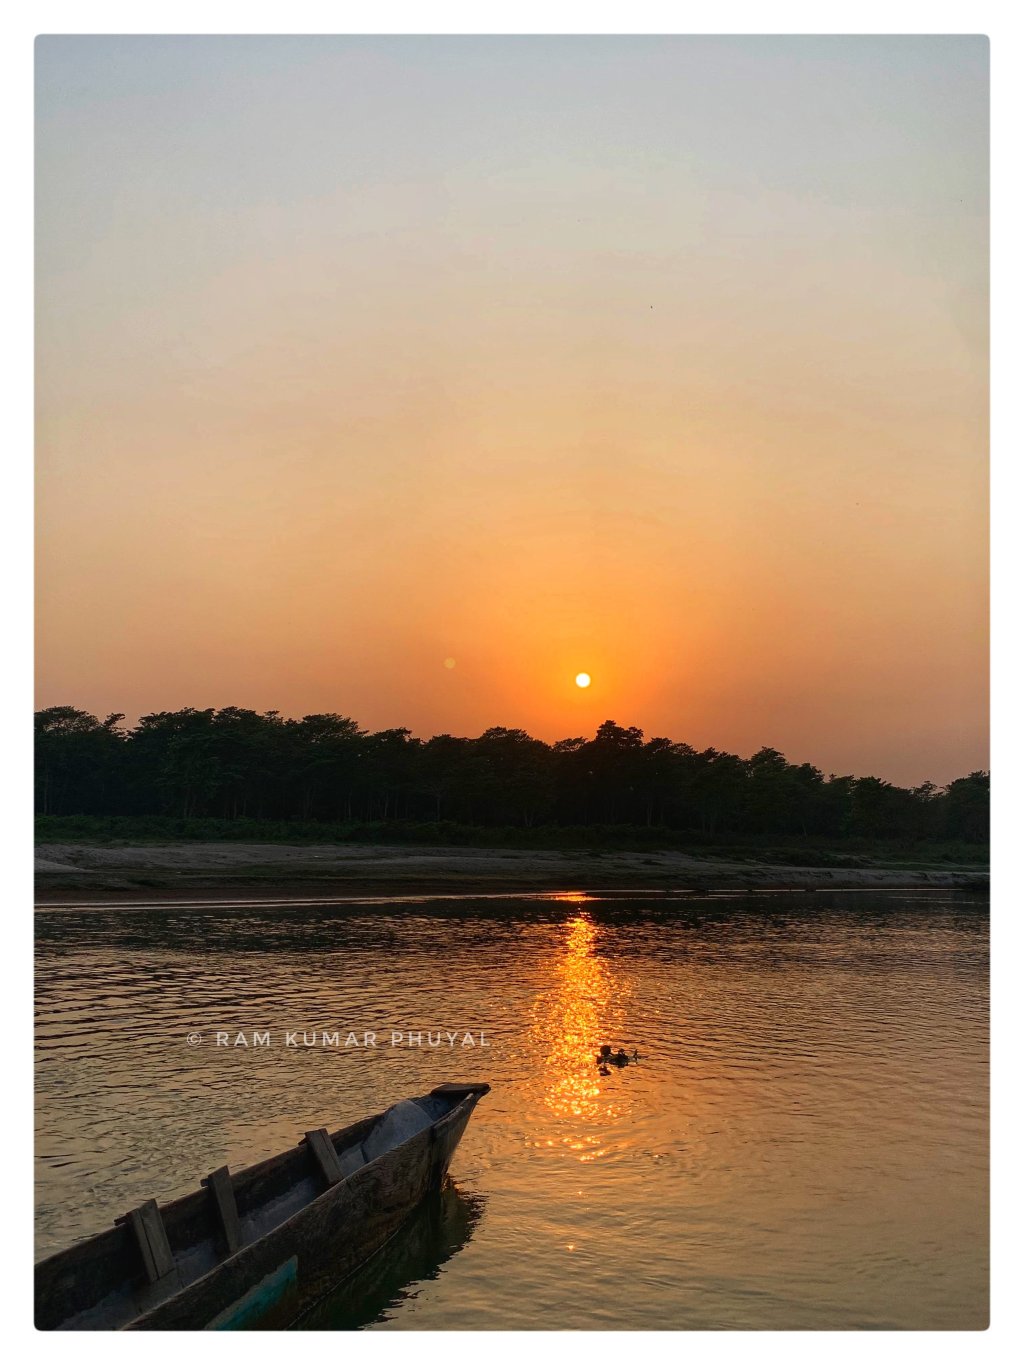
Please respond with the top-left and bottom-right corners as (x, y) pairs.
(34, 841), (988, 904)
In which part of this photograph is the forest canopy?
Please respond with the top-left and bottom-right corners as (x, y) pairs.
(34, 706), (989, 846)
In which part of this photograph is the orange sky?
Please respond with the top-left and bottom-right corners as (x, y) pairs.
(35, 37), (988, 784)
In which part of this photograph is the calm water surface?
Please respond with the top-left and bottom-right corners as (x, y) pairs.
(35, 891), (988, 1330)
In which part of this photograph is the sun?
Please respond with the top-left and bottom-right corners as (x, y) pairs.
(575, 672), (591, 689)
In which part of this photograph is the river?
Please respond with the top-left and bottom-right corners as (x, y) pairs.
(35, 890), (988, 1329)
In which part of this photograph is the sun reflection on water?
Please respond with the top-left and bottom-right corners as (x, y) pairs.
(529, 912), (632, 1151)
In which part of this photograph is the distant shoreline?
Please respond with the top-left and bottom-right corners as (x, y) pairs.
(34, 841), (989, 904)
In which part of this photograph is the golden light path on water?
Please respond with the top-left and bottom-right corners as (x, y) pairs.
(528, 901), (633, 1153)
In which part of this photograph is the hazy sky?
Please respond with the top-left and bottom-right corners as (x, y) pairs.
(35, 36), (988, 784)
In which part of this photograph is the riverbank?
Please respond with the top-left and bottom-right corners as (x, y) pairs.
(34, 841), (988, 902)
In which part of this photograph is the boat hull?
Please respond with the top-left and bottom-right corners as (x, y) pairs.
(131, 1092), (478, 1331)
(36, 1085), (486, 1332)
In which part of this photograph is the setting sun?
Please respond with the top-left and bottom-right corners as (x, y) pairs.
(575, 673), (591, 689)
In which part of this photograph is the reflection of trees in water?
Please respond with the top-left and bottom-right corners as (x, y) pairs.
(295, 1180), (486, 1330)
(529, 909), (632, 1138)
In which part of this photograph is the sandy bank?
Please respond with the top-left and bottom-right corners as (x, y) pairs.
(33, 841), (988, 903)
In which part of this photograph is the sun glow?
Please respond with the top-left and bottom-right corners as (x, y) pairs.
(575, 673), (591, 689)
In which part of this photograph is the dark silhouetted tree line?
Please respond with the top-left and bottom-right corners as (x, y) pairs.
(34, 706), (989, 845)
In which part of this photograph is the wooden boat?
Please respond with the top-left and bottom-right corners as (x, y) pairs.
(35, 1082), (490, 1331)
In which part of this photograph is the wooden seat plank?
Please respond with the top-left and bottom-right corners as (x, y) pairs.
(117, 1200), (176, 1284)
(202, 1166), (242, 1255)
(303, 1128), (344, 1186)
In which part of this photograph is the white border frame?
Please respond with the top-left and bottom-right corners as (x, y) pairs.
(9, 5), (1017, 1361)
